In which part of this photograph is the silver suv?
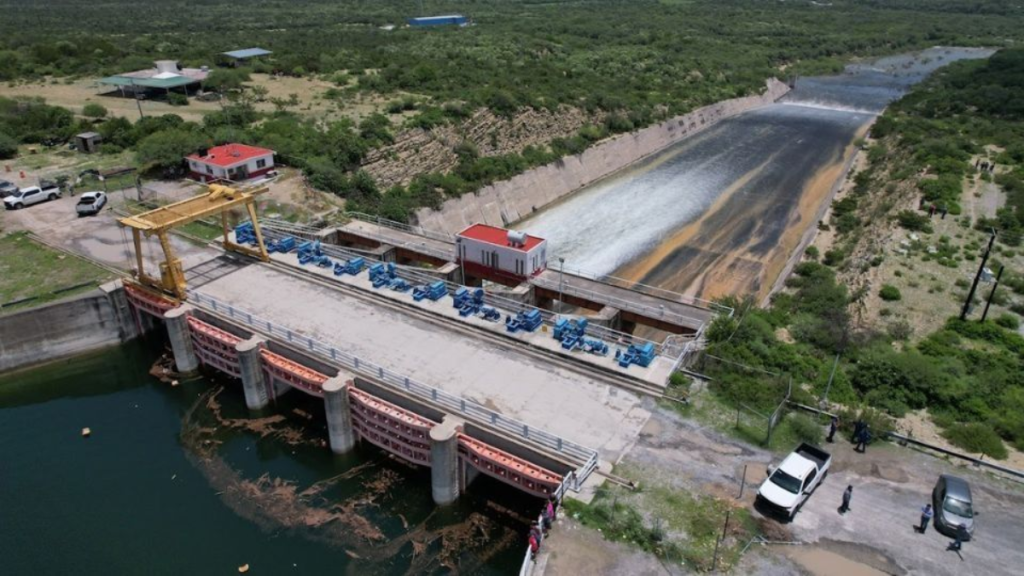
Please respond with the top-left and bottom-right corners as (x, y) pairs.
(932, 474), (976, 538)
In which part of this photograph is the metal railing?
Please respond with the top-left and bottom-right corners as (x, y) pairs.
(187, 289), (600, 486)
(548, 261), (733, 315)
(531, 273), (710, 331)
(345, 211), (456, 244)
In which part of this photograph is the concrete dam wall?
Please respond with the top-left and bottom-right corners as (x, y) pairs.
(0, 281), (141, 373)
(413, 78), (791, 234)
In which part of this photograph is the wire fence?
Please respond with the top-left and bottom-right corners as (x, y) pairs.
(187, 289), (600, 489)
(697, 353), (792, 446)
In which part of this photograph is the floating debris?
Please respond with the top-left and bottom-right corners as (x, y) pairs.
(238, 563), (249, 573)
(81, 427), (91, 438)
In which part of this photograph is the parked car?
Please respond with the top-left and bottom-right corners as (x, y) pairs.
(75, 191), (107, 216)
(757, 443), (832, 520)
(933, 474), (976, 538)
(3, 184), (61, 210)
(0, 179), (18, 198)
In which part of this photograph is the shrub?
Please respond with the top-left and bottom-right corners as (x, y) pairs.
(81, 102), (108, 118)
(943, 423), (1008, 460)
(787, 413), (823, 445)
(167, 92), (189, 106)
(0, 131), (16, 159)
(804, 246), (819, 260)
(879, 285), (902, 301)
(888, 319), (914, 341)
(995, 313), (1020, 330)
(897, 209), (933, 233)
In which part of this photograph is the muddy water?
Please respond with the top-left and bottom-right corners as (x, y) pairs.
(519, 47), (994, 299)
(0, 340), (534, 575)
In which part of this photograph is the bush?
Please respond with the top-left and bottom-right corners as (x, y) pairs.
(804, 246), (819, 260)
(787, 413), (823, 445)
(943, 423), (1009, 460)
(81, 102), (107, 118)
(896, 210), (933, 233)
(995, 313), (1020, 330)
(879, 285), (902, 301)
(0, 131), (16, 159)
(167, 92), (188, 106)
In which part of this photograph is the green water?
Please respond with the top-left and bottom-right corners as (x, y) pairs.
(0, 339), (534, 575)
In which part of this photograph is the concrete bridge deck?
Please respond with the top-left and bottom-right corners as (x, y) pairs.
(194, 263), (652, 464)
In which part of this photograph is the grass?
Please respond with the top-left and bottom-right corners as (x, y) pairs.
(563, 464), (757, 572)
(0, 232), (113, 310)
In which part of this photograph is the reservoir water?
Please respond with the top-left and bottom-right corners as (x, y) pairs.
(519, 47), (994, 300)
(0, 339), (534, 575)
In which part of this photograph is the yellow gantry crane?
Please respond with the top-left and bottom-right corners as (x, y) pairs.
(119, 183), (270, 300)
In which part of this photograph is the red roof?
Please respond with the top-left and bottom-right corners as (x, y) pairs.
(187, 143), (274, 168)
(457, 223), (545, 252)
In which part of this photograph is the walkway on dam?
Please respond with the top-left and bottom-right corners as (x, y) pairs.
(194, 263), (653, 463)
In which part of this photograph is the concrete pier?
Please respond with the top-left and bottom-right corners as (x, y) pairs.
(430, 415), (465, 505)
(164, 304), (199, 374)
(323, 377), (356, 454)
(236, 336), (269, 410)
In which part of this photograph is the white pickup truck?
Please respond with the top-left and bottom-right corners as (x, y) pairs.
(757, 443), (832, 520)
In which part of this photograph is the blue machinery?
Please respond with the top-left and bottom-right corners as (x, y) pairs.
(413, 281), (446, 302)
(553, 318), (609, 356)
(506, 309), (542, 333)
(615, 342), (656, 368)
(264, 234), (656, 369)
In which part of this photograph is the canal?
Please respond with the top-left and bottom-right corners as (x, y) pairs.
(519, 47), (994, 300)
(0, 338), (535, 575)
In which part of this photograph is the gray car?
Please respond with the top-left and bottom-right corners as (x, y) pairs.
(0, 179), (17, 198)
(932, 474), (976, 538)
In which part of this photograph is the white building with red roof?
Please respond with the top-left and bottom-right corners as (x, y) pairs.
(456, 223), (548, 283)
(186, 143), (275, 183)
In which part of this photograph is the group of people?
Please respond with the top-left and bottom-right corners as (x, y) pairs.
(826, 415), (871, 453)
(527, 496), (559, 560)
(975, 159), (996, 173)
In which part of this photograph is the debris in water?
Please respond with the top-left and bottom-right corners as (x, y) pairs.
(238, 563), (249, 573)
(81, 427), (91, 438)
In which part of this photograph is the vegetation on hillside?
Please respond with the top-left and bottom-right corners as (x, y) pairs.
(705, 48), (1024, 459)
(2, 1), (1024, 218)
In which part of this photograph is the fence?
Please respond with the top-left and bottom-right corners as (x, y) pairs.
(258, 221), (676, 360)
(0, 280), (102, 313)
(187, 289), (600, 490)
(698, 354), (792, 446)
(346, 211), (455, 244)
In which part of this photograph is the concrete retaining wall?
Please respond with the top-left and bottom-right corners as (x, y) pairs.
(0, 287), (135, 373)
(413, 78), (791, 234)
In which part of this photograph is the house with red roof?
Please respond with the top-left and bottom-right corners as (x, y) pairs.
(456, 223), (548, 284)
(186, 143), (276, 183)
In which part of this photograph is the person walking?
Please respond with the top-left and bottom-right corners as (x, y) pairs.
(855, 425), (870, 453)
(528, 531), (540, 559)
(839, 485), (853, 515)
(827, 416), (839, 443)
(918, 504), (934, 534)
(541, 504), (553, 535)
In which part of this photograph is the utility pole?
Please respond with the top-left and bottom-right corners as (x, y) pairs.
(131, 80), (144, 120)
(557, 257), (565, 314)
(961, 230), (996, 320)
(981, 265), (1005, 322)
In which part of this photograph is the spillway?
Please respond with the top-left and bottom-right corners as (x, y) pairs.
(519, 47), (993, 299)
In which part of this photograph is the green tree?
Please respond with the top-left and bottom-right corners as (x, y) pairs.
(135, 129), (209, 174)
(0, 131), (17, 159)
(81, 103), (108, 118)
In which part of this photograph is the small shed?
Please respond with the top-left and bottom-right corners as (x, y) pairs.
(220, 48), (273, 67)
(456, 224), (547, 281)
(75, 132), (103, 154)
(408, 15), (468, 27)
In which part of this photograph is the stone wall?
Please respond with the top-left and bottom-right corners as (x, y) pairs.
(0, 282), (139, 373)
(413, 78), (791, 234)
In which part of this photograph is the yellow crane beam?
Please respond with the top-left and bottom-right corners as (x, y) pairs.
(119, 183), (270, 300)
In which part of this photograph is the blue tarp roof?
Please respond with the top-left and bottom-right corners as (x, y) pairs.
(222, 48), (272, 59)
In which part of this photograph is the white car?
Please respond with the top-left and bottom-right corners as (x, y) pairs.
(75, 191), (108, 216)
(757, 443), (832, 520)
(3, 184), (61, 210)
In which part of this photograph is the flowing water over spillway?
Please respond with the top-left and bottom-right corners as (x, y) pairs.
(519, 47), (994, 299)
